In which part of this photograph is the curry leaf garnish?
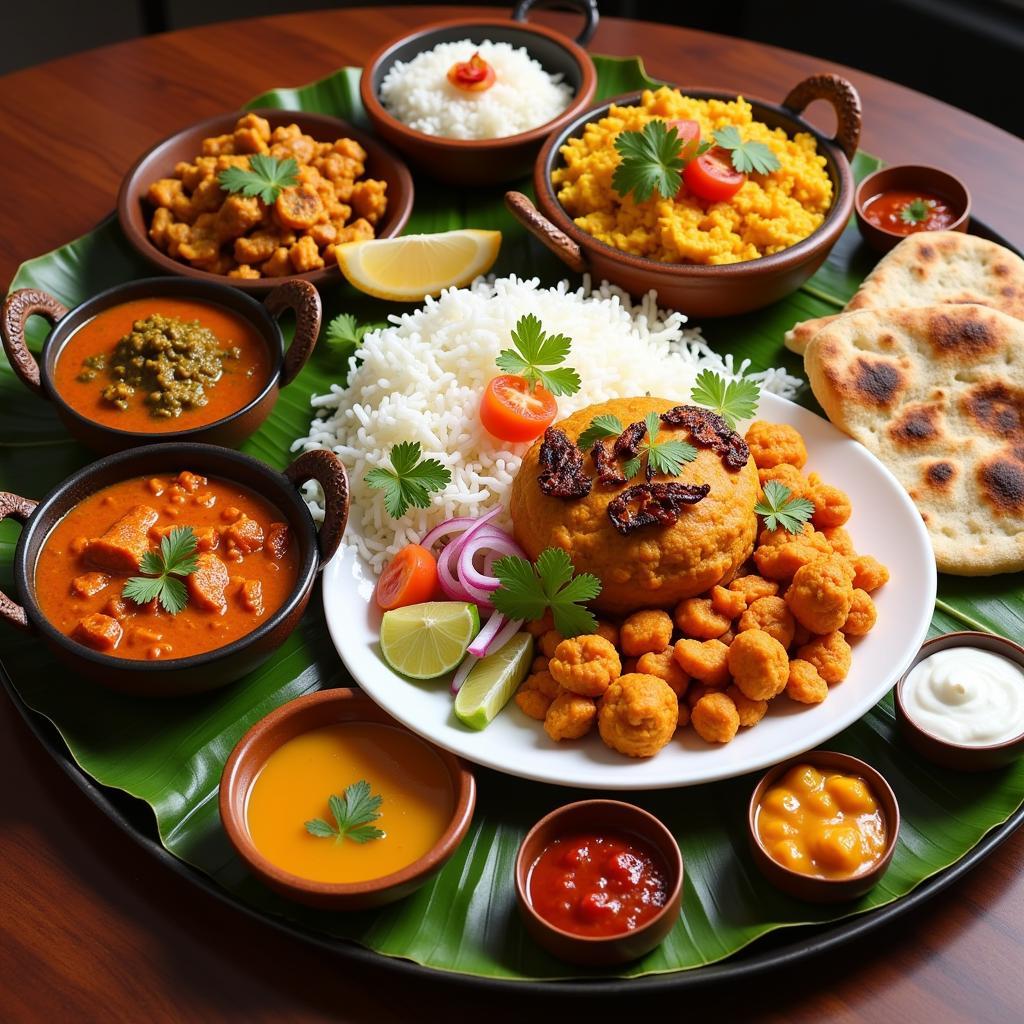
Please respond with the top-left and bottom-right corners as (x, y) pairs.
(217, 154), (299, 204)
(690, 370), (761, 428)
(304, 780), (385, 844)
(899, 198), (935, 225)
(712, 126), (781, 175)
(495, 315), (581, 397)
(624, 412), (697, 480)
(122, 526), (199, 615)
(365, 441), (451, 519)
(491, 547), (601, 638)
(612, 119), (685, 203)
(576, 413), (625, 451)
(755, 481), (815, 534)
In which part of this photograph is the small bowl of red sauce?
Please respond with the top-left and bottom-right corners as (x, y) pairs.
(855, 164), (970, 254)
(514, 799), (683, 966)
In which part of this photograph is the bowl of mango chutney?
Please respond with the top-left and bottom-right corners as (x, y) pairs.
(220, 688), (476, 909)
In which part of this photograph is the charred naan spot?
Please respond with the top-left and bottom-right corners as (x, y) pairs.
(879, 333), (896, 350)
(994, 263), (1009, 277)
(1013, 446), (1024, 464)
(853, 358), (903, 406)
(924, 461), (956, 490)
(963, 381), (1024, 440)
(978, 457), (1024, 516)
(1002, 286), (1016, 299)
(929, 311), (997, 356)
(919, 244), (935, 261)
(891, 405), (940, 445)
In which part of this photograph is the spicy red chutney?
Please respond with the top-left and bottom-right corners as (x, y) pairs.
(862, 189), (957, 235)
(527, 831), (670, 937)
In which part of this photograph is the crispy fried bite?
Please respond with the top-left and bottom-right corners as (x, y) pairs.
(753, 523), (833, 582)
(786, 658), (828, 704)
(620, 609), (674, 656)
(539, 629), (564, 659)
(549, 634), (621, 697)
(738, 595), (795, 648)
(673, 638), (730, 687)
(691, 691), (740, 743)
(850, 554), (890, 593)
(727, 629), (789, 700)
(635, 647), (689, 696)
(784, 555), (854, 634)
(598, 673), (679, 757)
(806, 473), (852, 529)
(726, 684), (768, 726)
(544, 691), (597, 740)
(595, 619), (620, 648)
(843, 588), (877, 636)
(711, 584), (747, 620)
(514, 685), (552, 721)
(674, 597), (731, 639)
(728, 574), (779, 605)
(797, 631), (852, 685)
(821, 526), (855, 556)
(745, 421), (808, 469)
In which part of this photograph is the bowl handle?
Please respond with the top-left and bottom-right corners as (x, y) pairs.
(505, 191), (588, 274)
(512, 0), (598, 46)
(781, 74), (862, 162)
(0, 289), (68, 399)
(264, 280), (323, 388)
(0, 492), (38, 631)
(284, 450), (350, 568)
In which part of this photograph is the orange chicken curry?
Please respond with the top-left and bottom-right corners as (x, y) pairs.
(35, 471), (300, 661)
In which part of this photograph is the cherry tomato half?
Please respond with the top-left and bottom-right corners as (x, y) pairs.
(682, 147), (746, 202)
(667, 118), (702, 156)
(479, 375), (558, 443)
(375, 544), (439, 610)
(447, 52), (496, 92)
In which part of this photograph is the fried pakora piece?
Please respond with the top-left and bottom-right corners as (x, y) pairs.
(843, 588), (877, 636)
(728, 574), (780, 605)
(635, 647), (689, 696)
(806, 472), (852, 529)
(738, 595), (796, 649)
(710, 584), (747, 620)
(598, 673), (679, 758)
(745, 421), (808, 470)
(784, 555), (854, 634)
(514, 684), (552, 721)
(549, 634), (621, 697)
(544, 691), (597, 741)
(674, 597), (732, 639)
(850, 554), (890, 593)
(538, 629), (564, 659)
(594, 619), (620, 649)
(786, 658), (828, 704)
(620, 609), (673, 656)
(673, 638), (730, 687)
(691, 691), (740, 743)
(796, 631), (852, 685)
(727, 628), (789, 700)
(726, 684), (768, 726)
(753, 523), (833, 582)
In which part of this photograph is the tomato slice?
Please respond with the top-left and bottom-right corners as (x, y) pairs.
(447, 53), (496, 92)
(682, 147), (746, 202)
(375, 544), (439, 610)
(480, 375), (558, 443)
(667, 118), (701, 157)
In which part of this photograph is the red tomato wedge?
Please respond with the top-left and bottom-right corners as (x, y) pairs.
(667, 118), (702, 157)
(480, 375), (557, 443)
(447, 52), (496, 92)
(375, 544), (439, 610)
(682, 147), (746, 202)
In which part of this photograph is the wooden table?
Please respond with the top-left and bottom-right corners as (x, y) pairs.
(1, 8), (1022, 1021)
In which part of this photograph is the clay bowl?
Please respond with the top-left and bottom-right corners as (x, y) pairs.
(117, 108), (413, 294)
(220, 688), (476, 910)
(359, 0), (599, 186)
(855, 164), (970, 254)
(894, 631), (1024, 772)
(509, 73), (863, 318)
(0, 276), (321, 454)
(0, 443), (349, 697)
(514, 799), (683, 966)
(747, 751), (899, 904)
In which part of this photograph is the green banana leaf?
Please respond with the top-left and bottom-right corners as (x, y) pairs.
(2, 57), (1022, 982)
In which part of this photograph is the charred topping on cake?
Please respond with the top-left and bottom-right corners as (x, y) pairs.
(613, 420), (648, 460)
(607, 482), (711, 535)
(591, 440), (628, 487)
(659, 405), (749, 470)
(538, 427), (592, 499)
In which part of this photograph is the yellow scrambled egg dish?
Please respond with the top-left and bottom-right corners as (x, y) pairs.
(552, 88), (833, 265)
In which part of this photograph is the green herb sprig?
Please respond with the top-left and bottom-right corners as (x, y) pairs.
(218, 154), (299, 204)
(121, 526), (199, 615)
(304, 780), (385, 844)
(365, 442), (451, 519)
(690, 370), (761, 428)
(612, 120), (686, 203)
(754, 481), (815, 534)
(491, 547), (601, 638)
(712, 127), (781, 175)
(495, 315), (581, 396)
(899, 198), (936, 225)
(576, 413), (625, 451)
(624, 412), (697, 480)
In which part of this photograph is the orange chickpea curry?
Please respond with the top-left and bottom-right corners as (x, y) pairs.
(146, 113), (388, 280)
(35, 471), (300, 661)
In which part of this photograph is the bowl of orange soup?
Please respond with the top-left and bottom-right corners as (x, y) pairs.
(220, 688), (476, 909)
(0, 276), (321, 453)
(0, 442), (349, 696)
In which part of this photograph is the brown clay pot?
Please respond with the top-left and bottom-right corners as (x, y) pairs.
(747, 751), (900, 903)
(116, 108), (414, 294)
(509, 73), (863, 317)
(514, 799), (683, 966)
(1, 276), (321, 453)
(219, 688), (476, 910)
(0, 443), (349, 697)
(894, 631), (1024, 772)
(359, 0), (599, 187)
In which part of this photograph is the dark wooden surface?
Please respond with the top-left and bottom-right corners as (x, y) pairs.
(1, 8), (1022, 1021)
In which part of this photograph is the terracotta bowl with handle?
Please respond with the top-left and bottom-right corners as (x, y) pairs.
(359, 0), (599, 186)
(0, 443), (349, 697)
(117, 108), (414, 294)
(508, 73), (862, 317)
(1, 276), (321, 453)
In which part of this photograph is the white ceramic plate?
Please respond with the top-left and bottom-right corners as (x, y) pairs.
(322, 393), (936, 790)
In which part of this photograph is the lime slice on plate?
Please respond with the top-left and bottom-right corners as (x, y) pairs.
(454, 633), (534, 731)
(380, 601), (480, 680)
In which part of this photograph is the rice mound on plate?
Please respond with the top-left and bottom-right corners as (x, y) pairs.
(291, 275), (802, 573)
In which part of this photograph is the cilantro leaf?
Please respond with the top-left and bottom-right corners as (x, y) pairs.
(323, 313), (383, 358)
(365, 441), (451, 519)
(754, 481), (815, 534)
(305, 780), (385, 844)
(122, 525), (198, 615)
(612, 120), (685, 203)
(624, 412), (697, 480)
(491, 548), (601, 638)
(899, 198), (935, 225)
(218, 154), (299, 204)
(712, 126), (781, 175)
(495, 314), (581, 397)
(689, 370), (761, 428)
(577, 414), (625, 451)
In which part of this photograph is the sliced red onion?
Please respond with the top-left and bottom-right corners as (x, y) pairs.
(468, 611), (506, 657)
(435, 537), (466, 601)
(451, 654), (476, 695)
(421, 516), (477, 552)
(483, 616), (525, 658)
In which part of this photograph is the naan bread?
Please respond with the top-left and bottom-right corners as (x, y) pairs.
(804, 304), (1024, 575)
(785, 232), (1024, 354)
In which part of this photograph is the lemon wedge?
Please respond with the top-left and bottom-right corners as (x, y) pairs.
(334, 229), (502, 301)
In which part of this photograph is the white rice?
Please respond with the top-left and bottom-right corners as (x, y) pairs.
(291, 276), (802, 574)
(379, 39), (574, 140)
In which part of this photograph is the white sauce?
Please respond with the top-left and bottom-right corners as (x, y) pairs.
(902, 647), (1024, 746)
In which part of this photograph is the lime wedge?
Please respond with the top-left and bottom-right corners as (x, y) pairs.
(380, 601), (480, 680)
(454, 632), (534, 730)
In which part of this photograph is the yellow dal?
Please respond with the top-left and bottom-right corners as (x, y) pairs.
(552, 88), (833, 265)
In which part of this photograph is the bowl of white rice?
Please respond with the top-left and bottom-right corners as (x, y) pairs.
(359, 4), (598, 186)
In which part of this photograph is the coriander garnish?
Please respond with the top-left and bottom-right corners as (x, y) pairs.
(218, 154), (299, 204)
(122, 526), (199, 615)
(323, 312), (385, 358)
(899, 198), (936, 225)
(304, 780), (385, 844)
(711, 126), (781, 175)
(365, 441), (451, 519)
(576, 413), (625, 451)
(690, 370), (761, 428)
(754, 481), (815, 534)
(495, 315), (581, 397)
(624, 412), (697, 481)
(612, 120), (688, 203)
